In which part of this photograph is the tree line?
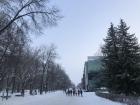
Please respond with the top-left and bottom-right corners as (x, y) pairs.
(0, 0), (72, 97)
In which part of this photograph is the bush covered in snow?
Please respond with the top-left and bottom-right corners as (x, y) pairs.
(96, 92), (140, 105)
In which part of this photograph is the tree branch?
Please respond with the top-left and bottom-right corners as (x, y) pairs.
(0, 0), (40, 34)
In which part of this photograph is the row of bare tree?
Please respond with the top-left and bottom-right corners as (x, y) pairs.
(0, 0), (72, 97)
(0, 43), (72, 95)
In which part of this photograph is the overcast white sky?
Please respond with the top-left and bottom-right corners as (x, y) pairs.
(31, 0), (140, 85)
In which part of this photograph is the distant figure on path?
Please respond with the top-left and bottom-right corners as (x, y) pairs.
(80, 88), (83, 97)
(75, 89), (78, 96)
(66, 89), (69, 96)
(69, 88), (73, 96)
(72, 88), (75, 96)
(78, 89), (80, 96)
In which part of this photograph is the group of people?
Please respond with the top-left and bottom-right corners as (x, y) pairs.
(64, 88), (83, 96)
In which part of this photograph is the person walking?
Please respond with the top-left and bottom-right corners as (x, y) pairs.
(80, 88), (83, 97)
(78, 89), (80, 96)
(73, 88), (75, 96)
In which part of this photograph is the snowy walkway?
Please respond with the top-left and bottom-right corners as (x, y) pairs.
(1, 91), (125, 105)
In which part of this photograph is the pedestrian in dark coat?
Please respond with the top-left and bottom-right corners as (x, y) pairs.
(80, 89), (83, 96)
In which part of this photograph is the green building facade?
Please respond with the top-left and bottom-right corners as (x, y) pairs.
(84, 56), (103, 91)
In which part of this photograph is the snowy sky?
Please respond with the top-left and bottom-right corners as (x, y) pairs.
(31, 0), (140, 85)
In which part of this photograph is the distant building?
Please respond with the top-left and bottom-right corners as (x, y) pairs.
(83, 56), (103, 91)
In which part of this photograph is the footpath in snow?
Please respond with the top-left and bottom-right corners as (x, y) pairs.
(0, 91), (125, 105)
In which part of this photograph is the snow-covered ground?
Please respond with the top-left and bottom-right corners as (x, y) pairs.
(0, 91), (125, 105)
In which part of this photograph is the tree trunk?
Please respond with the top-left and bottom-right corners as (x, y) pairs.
(11, 76), (16, 94)
(21, 82), (25, 96)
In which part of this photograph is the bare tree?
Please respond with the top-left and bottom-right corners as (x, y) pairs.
(38, 44), (57, 94)
(0, 0), (61, 34)
(0, 15), (26, 91)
